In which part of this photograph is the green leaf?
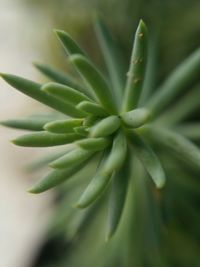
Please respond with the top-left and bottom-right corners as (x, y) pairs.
(33, 62), (84, 92)
(28, 161), (87, 193)
(76, 172), (110, 209)
(77, 101), (108, 117)
(49, 147), (94, 169)
(26, 149), (73, 172)
(90, 116), (120, 137)
(102, 131), (127, 174)
(74, 126), (89, 136)
(0, 117), (52, 131)
(129, 132), (166, 188)
(76, 131), (127, 208)
(0, 73), (85, 118)
(76, 137), (110, 151)
(44, 118), (83, 134)
(122, 20), (148, 112)
(83, 115), (99, 127)
(94, 15), (125, 106)
(121, 108), (150, 128)
(139, 32), (158, 106)
(174, 123), (200, 141)
(69, 54), (117, 114)
(106, 158), (129, 240)
(143, 126), (200, 171)
(42, 82), (91, 105)
(55, 30), (85, 55)
(156, 84), (200, 126)
(12, 131), (82, 147)
(147, 47), (200, 117)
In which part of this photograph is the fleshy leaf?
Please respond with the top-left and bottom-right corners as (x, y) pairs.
(55, 30), (85, 55)
(143, 126), (200, 170)
(0, 73), (85, 118)
(44, 119), (83, 134)
(76, 131), (127, 208)
(122, 20), (148, 112)
(106, 157), (130, 240)
(90, 116), (120, 137)
(76, 137), (110, 151)
(0, 117), (52, 131)
(94, 15), (125, 105)
(77, 101), (108, 117)
(28, 161), (87, 193)
(121, 108), (150, 128)
(129, 132), (166, 188)
(33, 62), (84, 92)
(42, 82), (91, 104)
(12, 131), (82, 147)
(50, 147), (94, 169)
(69, 54), (117, 114)
(147, 47), (200, 116)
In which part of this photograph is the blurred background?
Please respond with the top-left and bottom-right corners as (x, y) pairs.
(0, 0), (199, 266)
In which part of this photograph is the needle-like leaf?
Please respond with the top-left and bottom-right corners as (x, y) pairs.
(50, 147), (94, 169)
(12, 131), (82, 147)
(33, 62), (84, 92)
(122, 20), (148, 112)
(90, 116), (120, 137)
(76, 131), (127, 208)
(174, 123), (200, 141)
(42, 82), (91, 104)
(129, 132), (166, 188)
(147, 47), (200, 117)
(94, 15), (125, 106)
(44, 119), (83, 134)
(55, 30), (85, 56)
(69, 54), (117, 114)
(143, 126), (200, 170)
(156, 84), (200, 126)
(0, 73), (85, 118)
(106, 157), (130, 240)
(0, 117), (52, 131)
(121, 108), (150, 128)
(76, 137), (110, 151)
(28, 161), (87, 194)
(77, 101), (108, 117)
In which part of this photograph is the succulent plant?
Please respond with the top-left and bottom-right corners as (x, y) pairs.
(1, 16), (200, 267)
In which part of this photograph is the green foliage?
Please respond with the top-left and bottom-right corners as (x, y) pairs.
(1, 16), (200, 267)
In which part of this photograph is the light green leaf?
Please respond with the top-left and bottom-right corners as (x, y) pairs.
(44, 119), (83, 134)
(42, 82), (91, 105)
(143, 126), (200, 171)
(106, 158), (129, 240)
(121, 108), (150, 128)
(69, 54), (117, 114)
(77, 101), (108, 117)
(129, 132), (166, 188)
(76, 131), (127, 208)
(55, 30), (85, 55)
(33, 62), (84, 92)
(49, 147), (94, 169)
(0, 117), (52, 131)
(147, 47), (200, 117)
(0, 73), (85, 118)
(28, 161), (87, 193)
(76, 137), (110, 151)
(122, 20), (148, 112)
(156, 84), (200, 126)
(90, 116), (120, 137)
(12, 131), (82, 147)
(94, 15), (125, 106)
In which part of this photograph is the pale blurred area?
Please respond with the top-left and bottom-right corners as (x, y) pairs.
(0, 1), (54, 266)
